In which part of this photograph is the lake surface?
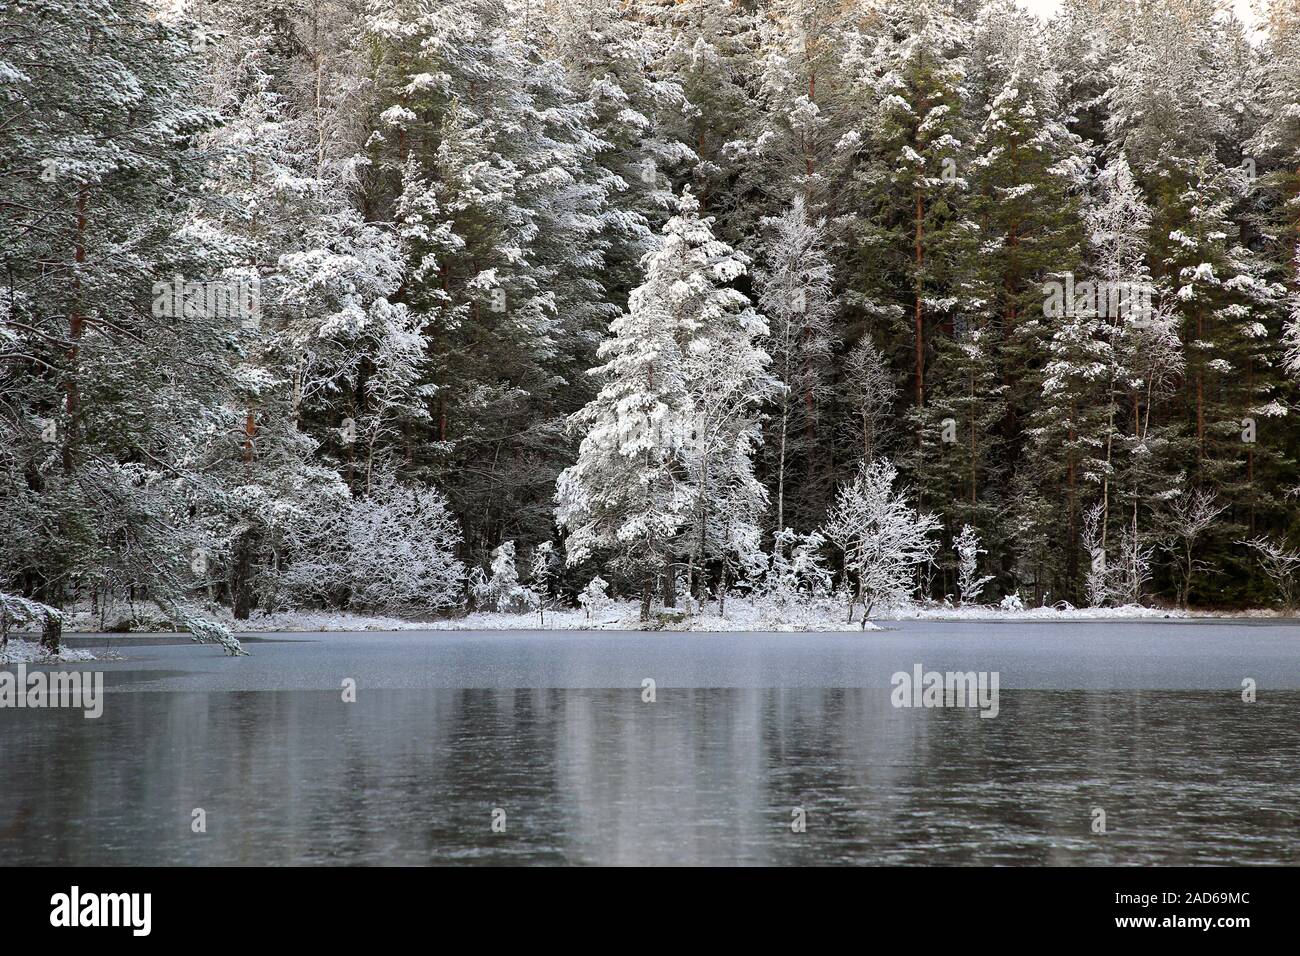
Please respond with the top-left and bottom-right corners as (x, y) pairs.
(2, 621), (1298, 865)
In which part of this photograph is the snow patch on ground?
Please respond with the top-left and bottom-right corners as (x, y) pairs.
(135, 599), (888, 633)
(0, 640), (97, 664)
(50, 597), (1263, 636)
(182, 597), (1181, 633)
(890, 602), (1187, 621)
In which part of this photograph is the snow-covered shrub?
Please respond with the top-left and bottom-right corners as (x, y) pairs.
(790, 533), (833, 596)
(998, 593), (1025, 612)
(766, 528), (832, 602)
(823, 459), (940, 626)
(953, 525), (994, 606)
(343, 479), (465, 613)
(1081, 503), (1115, 607)
(467, 567), (490, 609)
(1114, 526), (1155, 606)
(1161, 490), (1227, 609)
(261, 465), (354, 610)
(483, 541), (536, 613)
(1240, 535), (1300, 611)
(0, 592), (62, 653)
(578, 576), (613, 621)
(280, 478), (464, 615)
(529, 542), (557, 624)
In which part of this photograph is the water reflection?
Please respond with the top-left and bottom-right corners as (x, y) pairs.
(1, 689), (1296, 865)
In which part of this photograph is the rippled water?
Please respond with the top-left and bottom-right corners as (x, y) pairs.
(3, 685), (1297, 865)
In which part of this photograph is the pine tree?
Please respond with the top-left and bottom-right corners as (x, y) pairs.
(0, 0), (242, 647)
(961, 1), (1087, 596)
(557, 187), (773, 617)
(846, 0), (973, 418)
(186, 0), (434, 618)
(755, 196), (836, 537)
(748, 0), (855, 215)
(366, 0), (616, 559)
(1086, 155), (1183, 580)
(555, 201), (697, 617)
(543, 0), (694, 300)
(649, 0), (763, 238)
(1149, 156), (1283, 534)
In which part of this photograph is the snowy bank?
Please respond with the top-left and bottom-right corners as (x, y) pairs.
(48, 594), (1283, 638)
(71, 597), (1213, 635)
(889, 602), (1188, 622)
(0, 640), (97, 664)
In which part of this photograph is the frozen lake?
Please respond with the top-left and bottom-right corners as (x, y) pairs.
(2, 620), (1298, 865)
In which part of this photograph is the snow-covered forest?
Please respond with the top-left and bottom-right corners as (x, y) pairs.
(4, 0), (1300, 636)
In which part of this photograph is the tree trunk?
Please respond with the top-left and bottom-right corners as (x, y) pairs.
(40, 611), (62, 655)
(231, 530), (256, 621)
(969, 367), (977, 505)
(913, 187), (925, 410)
(63, 185), (89, 475)
(776, 403), (788, 538)
(243, 408), (256, 464)
(718, 557), (729, 617)
(1066, 403), (1078, 596)
(1246, 356), (1255, 533)
(686, 554), (696, 613)
(1195, 310), (1205, 469)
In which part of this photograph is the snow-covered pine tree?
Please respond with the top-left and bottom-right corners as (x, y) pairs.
(1018, 271), (1112, 603)
(1150, 156), (1283, 536)
(1046, 0), (1115, 150)
(647, 0), (763, 239)
(844, 0), (973, 419)
(542, 0), (694, 301)
(366, 0), (616, 560)
(482, 539), (534, 612)
(557, 187), (773, 617)
(667, 190), (776, 610)
(555, 207), (696, 619)
(747, 0), (854, 218)
(841, 334), (898, 467)
(0, 0), (245, 648)
(952, 0), (1087, 599)
(1085, 154), (1183, 580)
(843, 2), (984, 597)
(755, 196), (836, 538)
(1247, 0), (1300, 500)
(1108, 1), (1287, 572)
